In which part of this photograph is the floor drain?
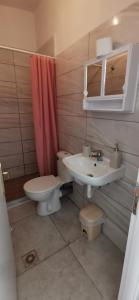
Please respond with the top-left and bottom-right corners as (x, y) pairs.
(26, 253), (36, 264)
(22, 250), (39, 269)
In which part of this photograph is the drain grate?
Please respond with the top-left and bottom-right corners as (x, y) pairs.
(22, 250), (39, 269)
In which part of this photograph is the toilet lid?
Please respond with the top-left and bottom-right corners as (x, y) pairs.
(24, 175), (62, 193)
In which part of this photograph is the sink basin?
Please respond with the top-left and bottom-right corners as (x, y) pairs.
(63, 153), (125, 187)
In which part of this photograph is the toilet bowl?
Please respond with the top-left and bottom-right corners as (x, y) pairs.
(24, 151), (72, 216)
(24, 175), (63, 216)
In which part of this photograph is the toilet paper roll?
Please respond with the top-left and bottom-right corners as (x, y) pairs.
(96, 37), (112, 57)
(83, 145), (91, 157)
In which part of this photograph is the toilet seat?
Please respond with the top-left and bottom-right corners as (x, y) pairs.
(24, 175), (62, 194)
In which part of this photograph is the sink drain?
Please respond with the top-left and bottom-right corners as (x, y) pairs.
(87, 173), (94, 177)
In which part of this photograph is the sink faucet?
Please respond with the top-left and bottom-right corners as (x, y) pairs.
(90, 150), (103, 161)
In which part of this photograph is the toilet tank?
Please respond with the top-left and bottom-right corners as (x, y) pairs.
(57, 151), (72, 183)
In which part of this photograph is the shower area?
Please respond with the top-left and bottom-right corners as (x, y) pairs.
(0, 47), (39, 202)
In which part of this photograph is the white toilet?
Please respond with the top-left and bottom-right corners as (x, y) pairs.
(24, 151), (72, 216)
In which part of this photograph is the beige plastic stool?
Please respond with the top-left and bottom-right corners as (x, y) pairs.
(79, 203), (105, 241)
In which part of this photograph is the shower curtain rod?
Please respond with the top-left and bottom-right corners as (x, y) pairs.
(0, 45), (55, 59)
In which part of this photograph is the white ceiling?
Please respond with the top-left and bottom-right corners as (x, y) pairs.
(0, 0), (40, 11)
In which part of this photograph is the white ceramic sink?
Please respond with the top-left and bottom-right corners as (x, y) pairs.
(63, 153), (125, 187)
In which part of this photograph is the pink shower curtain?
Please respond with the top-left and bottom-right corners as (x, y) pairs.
(31, 55), (58, 176)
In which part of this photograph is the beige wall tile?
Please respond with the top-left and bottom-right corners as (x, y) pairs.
(17, 82), (32, 98)
(13, 51), (31, 67)
(87, 117), (139, 156)
(123, 151), (139, 168)
(0, 128), (21, 142)
(24, 163), (38, 175)
(15, 66), (31, 83)
(56, 67), (84, 96)
(0, 48), (14, 64)
(18, 98), (32, 113)
(0, 81), (17, 98)
(94, 189), (130, 234)
(0, 98), (18, 113)
(100, 182), (133, 211)
(0, 141), (22, 156)
(20, 113), (33, 127)
(21, 127), (34, 140)
(24, 151), (36, 164)
(0, 154), (23, 169)
(56, 34), (89, 76)
(6, 165), (24, 179)
(124, 160), (138, 184)
(59, 132), (84, 154)
(23, 140), (35, 153)
(0, 63), (15, 82)
(58, 115), (86, 139)
(103, 219), (127, 252)
(0, 48), (35, 180)
(0, 114), (19, 128)
(57, 94), (86, 116)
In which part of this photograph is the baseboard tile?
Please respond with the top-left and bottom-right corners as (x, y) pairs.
(7, 196), (31, 210)
(103, 218), (128, 252)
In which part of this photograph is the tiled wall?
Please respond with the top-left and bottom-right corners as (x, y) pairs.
(56, 2), (139, 251)
(0, 48), (37, 180)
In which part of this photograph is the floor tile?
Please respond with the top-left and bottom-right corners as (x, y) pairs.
(18, 247), (103, 300)
(13, 214), (66, 275)
(51, 198), (82, 243)
(70, 235), (123, 300)
(8, 201), (36, 224)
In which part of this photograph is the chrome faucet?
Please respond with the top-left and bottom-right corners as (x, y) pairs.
(90, 150), (103, 161)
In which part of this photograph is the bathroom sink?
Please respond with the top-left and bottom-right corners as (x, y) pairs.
(63, 153), (125, 187)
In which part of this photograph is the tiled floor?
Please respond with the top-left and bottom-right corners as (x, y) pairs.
(8, 197), (124, 300)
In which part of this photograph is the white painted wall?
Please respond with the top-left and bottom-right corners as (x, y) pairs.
(0, 5), (36, 51)
(35, 0), (136, 54)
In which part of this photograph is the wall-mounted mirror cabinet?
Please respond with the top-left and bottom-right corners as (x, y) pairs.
(83, 44), (139, 112)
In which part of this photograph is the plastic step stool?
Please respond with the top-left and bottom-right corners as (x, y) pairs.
(79, 203), (105, 241)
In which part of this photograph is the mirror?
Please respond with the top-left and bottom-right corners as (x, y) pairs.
(105, 52), (128, 95)
(87, 61), (102, 97)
